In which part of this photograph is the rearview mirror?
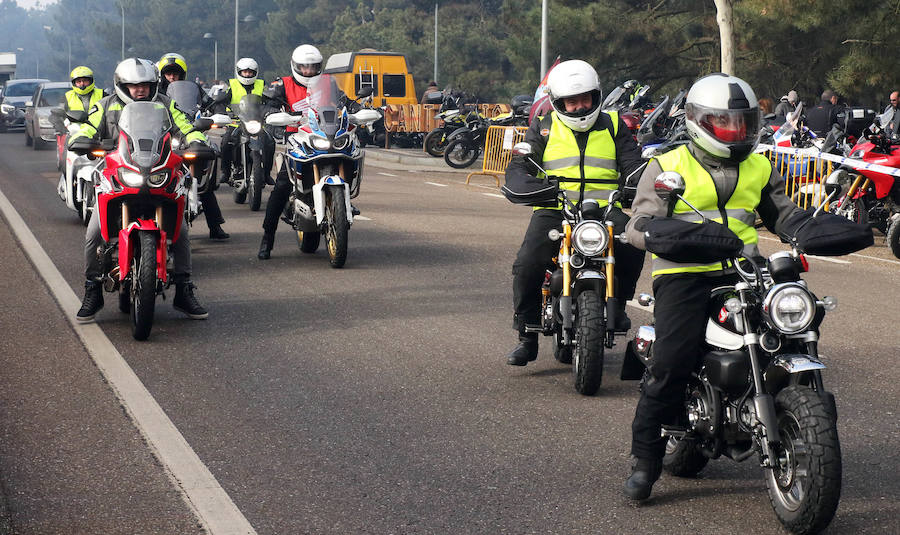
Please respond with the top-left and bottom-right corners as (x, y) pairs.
(66, 110), (89, 123)
(349, 108), (381, 125)
(192, 117), (214, 131)
(654, 171), (685, 201)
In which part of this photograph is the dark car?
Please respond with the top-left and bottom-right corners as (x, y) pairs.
(0, 78), (49, 132)
(24, 81), (69, 149)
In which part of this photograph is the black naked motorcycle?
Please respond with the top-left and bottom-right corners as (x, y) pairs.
(443, 100), (530, 169)
(229, 93), (274, 211)
(622, 170), (872, 535)
(423, 90), (472, 157)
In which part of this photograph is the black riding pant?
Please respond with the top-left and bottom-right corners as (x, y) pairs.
(263, 166), (291, 234)
(220, 126), (275, 177)
(511, 208), (646, 333)
(630, 272), (737, 460)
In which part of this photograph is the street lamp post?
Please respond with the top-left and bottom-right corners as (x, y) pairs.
(203, 33), (218, 81)
(233, 0), (258, 68)
(120, 3), (125, 60)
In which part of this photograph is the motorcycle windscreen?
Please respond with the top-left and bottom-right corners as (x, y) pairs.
(166, 81), (201, 118)
(305, 74), (346, 137)
(117, 101), (173, 169)
(235, 93), (264, 123)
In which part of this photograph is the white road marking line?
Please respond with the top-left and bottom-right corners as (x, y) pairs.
(759, 234), (900, 265)
(377, 172), (397, 177)
(0, 185), (257, 535)
(850, 252), (900, 265)
(355, 215), (372, 221)
(425, 181), (448, 187)
(482, 193), (505, 199)
(807, 255), (851, 264)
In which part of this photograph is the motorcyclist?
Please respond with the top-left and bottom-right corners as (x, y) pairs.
(53, 66), (107, 193)
(70, 58), (210, 323)
(214, 57), (274, 186)
(501, 59), (646, 366)
(157, 53), (230, 240)
(622, 73), (805, 501)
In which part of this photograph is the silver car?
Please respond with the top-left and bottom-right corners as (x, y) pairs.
(24, 81), (69, 150)
(0, 78), (49, 132)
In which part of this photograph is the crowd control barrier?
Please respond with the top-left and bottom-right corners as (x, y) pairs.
(382, 103), (512, 145)
(466, 125), (529, 186)
(757, 144), (835, 209)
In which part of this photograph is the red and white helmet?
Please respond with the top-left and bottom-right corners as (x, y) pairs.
(547, 60), (602, 132)
(685, 73), (761, 163)
(291, 44), (323, 86)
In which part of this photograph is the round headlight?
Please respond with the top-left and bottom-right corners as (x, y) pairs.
(763, 283), (816, 334)
(245, 120), (262, 134)
(311, 136), (331, 151)
(118, 169), (144, 187)
(572, 220), (609, 256)
(333, 134), (350, 150)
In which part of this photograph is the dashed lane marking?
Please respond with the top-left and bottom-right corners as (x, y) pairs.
(481, 193), (505, 199)
(355, 215), (372, 221)
(0, 185), (257, 535)
(377, 172), (398, 177)
(425, 182), (448, 187)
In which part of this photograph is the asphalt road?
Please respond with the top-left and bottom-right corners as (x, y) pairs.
(0, 131), (897, 534)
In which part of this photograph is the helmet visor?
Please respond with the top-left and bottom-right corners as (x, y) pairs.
(687, 103), (759, 144)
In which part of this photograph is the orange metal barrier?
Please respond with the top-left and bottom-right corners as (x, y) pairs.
(383, 103), (512, 135)
(760, 149), (834, 209)
(466, 125), (529, 187)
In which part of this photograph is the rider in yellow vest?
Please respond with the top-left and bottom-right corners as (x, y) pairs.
(622, 73), (806, 501)
(502, 59), (646, 366)
(51, 66), (107, 134)
(213, 57), (272, 183)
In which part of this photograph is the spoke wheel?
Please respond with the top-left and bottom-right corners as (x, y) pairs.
(423, 129), (447, 157)
(325, 188), (349, 268)
(443, 139), (480, 168)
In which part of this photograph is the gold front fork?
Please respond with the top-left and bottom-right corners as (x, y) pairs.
(561, 222), (572, 297)
(605, 222), (615, 298)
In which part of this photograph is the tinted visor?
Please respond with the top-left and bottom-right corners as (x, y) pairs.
(687, 103), (759, 144)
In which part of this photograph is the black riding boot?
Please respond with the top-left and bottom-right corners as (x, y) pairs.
(172, 275), (208, 319)
(258, 233), (274, 260)
(624, 457), (662, 501)
(76, 280), (104, 323)
(506, 332), (538, 366)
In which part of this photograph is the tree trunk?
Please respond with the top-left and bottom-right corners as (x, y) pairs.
(714, 0), (735, 75)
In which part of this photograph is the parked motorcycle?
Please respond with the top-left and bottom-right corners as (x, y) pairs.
(623, 170), (870, 535)
(227, 92), (275, 211)
(69, 101), (215, 340)
(513, 142), (630, 395)
(442, 103), (529, 169)
(266, 76), (379, 268)
(53, 108), (97, 225)
(423, 90), (471, 157)
(829, 109), (900, 257)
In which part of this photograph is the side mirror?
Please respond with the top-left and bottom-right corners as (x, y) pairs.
(213, 92), (229, 104)
(357, 86), (374, 99)
(266, 111), (304, 127)
(349, 108), (381, 125)
(654, 171), (686, 202)
(823, 169), (846, 197)
(192, 117), (214, 131)
(66, 110), (89, 123)
(512, 142), (532, 156)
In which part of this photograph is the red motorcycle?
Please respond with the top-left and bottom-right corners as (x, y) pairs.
(71, 101), (213, 339)
(830, 112), (900, 258)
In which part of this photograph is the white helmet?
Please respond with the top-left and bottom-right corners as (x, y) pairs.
(291, 44), (323, 86)
(547, 59), (602, 132)
(684, 73), (761, 163)
(114, 57), (159, 105)
(235, 57), (259, 85)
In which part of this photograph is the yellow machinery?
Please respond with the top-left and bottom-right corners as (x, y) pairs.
(323, 50), (418, 107)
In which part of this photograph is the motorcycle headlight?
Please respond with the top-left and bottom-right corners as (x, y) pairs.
(763, 283), (816, 334)
(118, 169), (144, 188)
(333, 134), (350, 151)
(147, 171), (169, 187)
(311, 136), (331, 151)
(245, 120), (262, 134)
(571, 220), (609, 256)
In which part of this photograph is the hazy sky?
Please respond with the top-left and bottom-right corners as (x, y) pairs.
(15, 0), (57, 9)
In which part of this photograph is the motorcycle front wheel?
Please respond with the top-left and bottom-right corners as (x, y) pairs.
(443, 139), (480, 169)
(573, 290), (605, 395)
(326, 188), (349, 268)
(249, 160), (265, 211)
(765, 385), (842, 535)
(423, 129), (447, 157)
(886, 218), (900, 259)
(131, 231), (158, 341)
(830, 195), (867, 225)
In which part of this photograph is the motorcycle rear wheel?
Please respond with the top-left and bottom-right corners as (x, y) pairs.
(573, 290), (605, 395)
(326, 188), (349, 268)
(553, 329), (572, 364)
(423, 129), (447, 157)
(249, 161), (264, 211)
(131, 231), (157, 341)
(765, 385), (842, 535)
(663, 435), (709, 477)
(444, 139), (480, 169)
(296, 230), (321, 253)
(886, 218), (900, 259)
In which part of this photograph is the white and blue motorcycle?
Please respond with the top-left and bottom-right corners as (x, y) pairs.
(266, 75), (379, 268)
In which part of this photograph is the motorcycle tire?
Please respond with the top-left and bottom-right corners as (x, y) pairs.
(80, 186), (94, 227)
(131, 231), (157, 341)
(443, 139), (480, 169)
(296, 230), (321, 253)
(233, 183), (247, 204)
(71, 181), (83, 222)
(423, 129), (447, 157)
(249, 162), (264, 211)
(830, 195), (867, 225)
(326, 188), (349, 268)
(765, 385), (842, 535)
(663, 435), (709, 477)
(573, 290), (605, 396)
(553, 329), (572, 364)
(886, 218), (900, 259)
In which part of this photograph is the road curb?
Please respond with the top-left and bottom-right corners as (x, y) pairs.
(363, 148), (479, 173)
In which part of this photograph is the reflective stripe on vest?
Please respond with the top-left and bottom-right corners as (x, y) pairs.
(65, 88), (103, 112)
(229, 79), (264, 105)
(650, 144), (772, 277)
(537, 111), (619, 211)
